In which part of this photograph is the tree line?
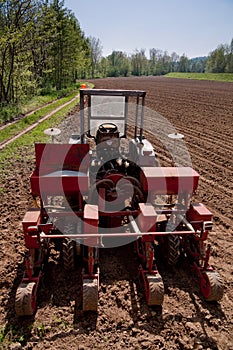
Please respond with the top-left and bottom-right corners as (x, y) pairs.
(0, 0), (91, 107)
(95, 50), (207, 78)
(206, 40), (233, 73)
(93, 38), (233, 78)
(1, 1), (232, 110)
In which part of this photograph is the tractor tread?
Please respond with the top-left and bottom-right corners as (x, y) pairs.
(167, 235), (180, 266)
(76, 242), (81, 256)
(83, 279), (98, 311)
(62, 238), (75, 270)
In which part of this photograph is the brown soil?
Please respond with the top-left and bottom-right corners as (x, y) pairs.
(0, 77), (232, 350)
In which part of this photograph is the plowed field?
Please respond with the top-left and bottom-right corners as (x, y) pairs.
(0, 77), (232, 350)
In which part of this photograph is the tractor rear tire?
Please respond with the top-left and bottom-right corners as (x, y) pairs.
(76, 242), (81, 256)
(163, 235), (180, 266)
(201, 271), (224, 302)
(62, 238), (76, 270)
(15, 282), (36, 316)
(146, 274), (164, 306)
(83, 279), (98, 311)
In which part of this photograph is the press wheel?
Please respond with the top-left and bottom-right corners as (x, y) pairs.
(200, 270), (224, 302)
(83, 279), (98, 311)
(15, 282), (36, 316)
(146, 274), (164, 306)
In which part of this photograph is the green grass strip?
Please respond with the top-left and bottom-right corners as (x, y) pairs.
(165, 72), (233, 83)
(0, 97), (78, 181)
(0, 82), (94, 182)
(0, 91), (79, 144)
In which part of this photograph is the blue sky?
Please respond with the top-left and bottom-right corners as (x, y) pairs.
(64, 0), (233, 58)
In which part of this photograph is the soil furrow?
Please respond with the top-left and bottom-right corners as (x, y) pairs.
(1, 77), (232, 350)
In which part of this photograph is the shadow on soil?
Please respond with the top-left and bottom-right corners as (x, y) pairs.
(3, 261), (35, 346)
(3, 242), (226, 349)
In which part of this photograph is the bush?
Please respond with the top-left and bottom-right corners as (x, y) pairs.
(0, 104), (21, 123)
(40, 84), (55, 96)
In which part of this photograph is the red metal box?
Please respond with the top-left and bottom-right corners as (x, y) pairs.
(30, 169), (89, 196)
(187, 203), (212, 222)
(140, 167), (199, 195)
(22, 209), (41, 248)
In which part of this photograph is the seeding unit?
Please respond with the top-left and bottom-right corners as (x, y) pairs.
(15, 89), (224, 316)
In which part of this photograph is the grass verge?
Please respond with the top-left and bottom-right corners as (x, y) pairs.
(0, 83), (83, 124)
(0, 95), (78, 180)
(0, 91), (79, 144)
(0, 81), (94, 176)
(165, 72), (233, 82)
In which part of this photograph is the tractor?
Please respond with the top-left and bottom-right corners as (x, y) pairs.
(15, 89), (224, 316)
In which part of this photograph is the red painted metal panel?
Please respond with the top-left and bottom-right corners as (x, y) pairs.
(22, 209), (41, 233)
(138, 203), (157, 233)
(187, 203), (212, 222)
(22, 209), (41, 249)
(84, 204), (99, 222)
(30, 169), (89, 196)
(84, 204), (99, 246)
(34, 143), (89, 174)
(140, 167), (199, 194)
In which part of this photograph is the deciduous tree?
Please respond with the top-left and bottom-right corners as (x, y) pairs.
(88, 36), (102, 78)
